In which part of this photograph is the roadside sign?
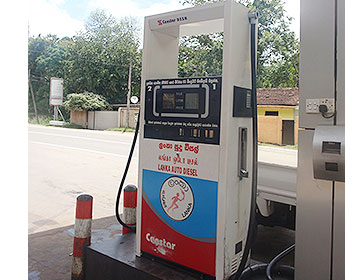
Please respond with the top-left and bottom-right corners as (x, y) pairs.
(131, 96), (139, 104)
(50, 77), (64, 106)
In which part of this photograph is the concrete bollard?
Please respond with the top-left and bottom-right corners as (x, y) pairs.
(122, 185), (137, 235)
(72, 194), (93, 280)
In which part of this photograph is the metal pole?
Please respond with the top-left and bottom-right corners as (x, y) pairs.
(58, 107), (65, 121)
(126, 57), (132, 129)
(29, 69), (39, 124)
(54, 105), (59, 121)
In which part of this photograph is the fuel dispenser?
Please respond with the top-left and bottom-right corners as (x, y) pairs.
(135, 1), (258, 279)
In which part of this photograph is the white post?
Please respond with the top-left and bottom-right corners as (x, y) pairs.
(126, 57), (132, 129)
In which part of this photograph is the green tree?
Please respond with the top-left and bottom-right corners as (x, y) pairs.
(64, 10), (141, 104)
(179, 0), (299, 88)
(28, 35), (72, 116)
(178, 33), (223, 77)
(28, 10), (142, 119)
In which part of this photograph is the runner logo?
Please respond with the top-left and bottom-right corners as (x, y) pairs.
(160, 176), (194, 221)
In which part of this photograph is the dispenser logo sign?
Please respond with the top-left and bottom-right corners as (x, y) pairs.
(157, 16), (188, 26)
(160, 176), (194, 221)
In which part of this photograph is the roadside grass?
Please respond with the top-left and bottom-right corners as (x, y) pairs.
(27, 116), (131, 132)
(105, 127), (136, 132)
(259, 142), (298, 150)
(28, 115), (52, 126)
(63, 123), (84, 129)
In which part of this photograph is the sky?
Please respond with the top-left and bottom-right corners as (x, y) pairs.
(28, 0), (300, 39)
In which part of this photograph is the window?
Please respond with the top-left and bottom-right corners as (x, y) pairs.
(265, 111), (279, 116)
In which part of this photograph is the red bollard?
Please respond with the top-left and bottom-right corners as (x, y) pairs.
(122, 185), (137, 235)
(72, 194), (93, 280)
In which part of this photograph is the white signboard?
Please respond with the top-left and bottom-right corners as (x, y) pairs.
(50, 77), (64, 106)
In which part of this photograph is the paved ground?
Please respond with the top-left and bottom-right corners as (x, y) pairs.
(28, 215), (294, 280)
(258, 145), (297, 167)
(28, 125), (138, 234)
(28, 216), (122, 280)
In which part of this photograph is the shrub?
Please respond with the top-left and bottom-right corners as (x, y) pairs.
(63, 91), (109, 111)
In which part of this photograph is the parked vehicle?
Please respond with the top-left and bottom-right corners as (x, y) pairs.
(257, 145), (297, 230)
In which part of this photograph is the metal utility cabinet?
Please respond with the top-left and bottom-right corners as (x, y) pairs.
(295, 0), (345, 279)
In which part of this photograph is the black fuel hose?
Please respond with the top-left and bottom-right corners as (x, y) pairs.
(238, 245), (295, 279)
(266, 244), (295, 280)
(239, 263), (294, 280)
(115, 111), (140, 232)
(235, 12), (296, 280)
(233, 12), (259, 279)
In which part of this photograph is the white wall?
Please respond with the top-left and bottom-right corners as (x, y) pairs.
(88, 111), (118, 130)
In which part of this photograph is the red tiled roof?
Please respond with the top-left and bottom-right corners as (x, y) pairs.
(257, 88), (299, 106)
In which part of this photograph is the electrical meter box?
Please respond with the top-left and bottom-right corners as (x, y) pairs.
(136, 1), (257, 279)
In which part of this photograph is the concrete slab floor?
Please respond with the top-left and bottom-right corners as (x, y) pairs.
(28, 216), (122, 280)
(252, 225), (295, 267)
(28, 217), (295, 279)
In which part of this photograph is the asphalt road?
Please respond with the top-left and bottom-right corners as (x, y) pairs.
(28, 125), (297, 238)
(28, 124), (139, 234)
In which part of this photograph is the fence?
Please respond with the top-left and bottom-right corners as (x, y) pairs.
(88, 111), (118, 130)
(70, 108), (298, 144)
(70, 111), (87, 128)
(70, 107), (139, 130)
(118, 106), (140, 129)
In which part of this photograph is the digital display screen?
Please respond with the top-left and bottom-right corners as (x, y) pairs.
(185, 93), (199, 110)
(161, 91), (200, 111)
(162, 93), (175, 109)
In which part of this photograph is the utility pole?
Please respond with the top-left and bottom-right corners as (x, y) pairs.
(29, 69), (39, 124)
(126, 57), (132, 130)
